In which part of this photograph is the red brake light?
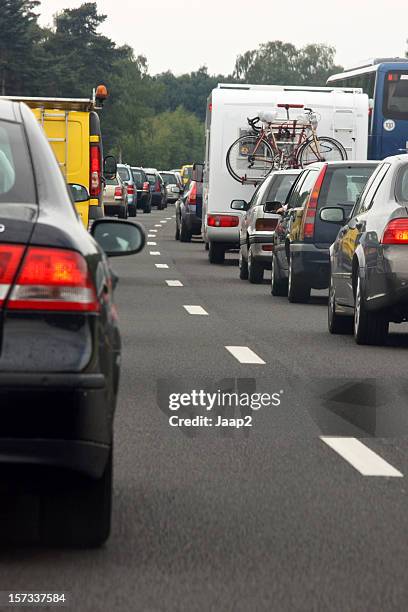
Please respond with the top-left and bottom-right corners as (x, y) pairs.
(8, 247), (99, 312)
(0, 245), (25, 306)
(188, 182), (197, 204)
(114, 186), (122, 198)
(207, 214), (239, 228)
(302, 165), (328, 240)
(155, 181), (161, 192)
(90, 145), (101, 197)
(256, 218), (278, 231)
(382, 219), (408, 244)
(127, 185), (135, 195)
(143, 181), (150, 191)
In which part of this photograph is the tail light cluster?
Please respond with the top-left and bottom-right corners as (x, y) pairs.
(143, 181), (150, 192)
(155, 181), (161, 192)
(126, 184), (135, 195)
(256, 218), (278, 231)
(114, 186), (123, 199)
(90, 144), (101, 197)
(382, 219), (408, 244)
(301, 164), (328, 240)
(207, 214), (239, 228)
(0, 245), (99, 312)
(187, 182), (197, 208)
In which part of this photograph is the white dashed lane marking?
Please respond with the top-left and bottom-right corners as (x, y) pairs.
(225, 346), (266, 365)
(166, 280), (183, 287)
(321, 437), (403, 477)
(150, 251), (161, 256)
(147, 242), (157, 246)
(183, 305), (208, 316)
(155, 264), (169, 269)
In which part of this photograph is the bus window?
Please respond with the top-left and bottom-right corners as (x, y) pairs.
(383, 72), (408, 120)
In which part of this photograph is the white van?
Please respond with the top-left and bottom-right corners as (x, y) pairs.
(203, 83), (369, 264)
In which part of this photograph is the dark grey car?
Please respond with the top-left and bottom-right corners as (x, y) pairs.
(329, 154), (408, 345)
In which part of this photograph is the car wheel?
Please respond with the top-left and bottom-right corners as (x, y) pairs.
(180, 218), (192, 242)
(288, 254), (310, 303)
(119, 205), (127, 219)
(328, 276), (353, 334)
(208, 242), (225, 264)
(175, 220), (180, 240)
(205, 242), (209, 251)
(40, 449), (112, 547)
(354, 276), (389, 345)
(271, 254), (288, 296)
(129, 205), (137, 218)
(248, 245), (264, 284)
(239, 247), (249, 280)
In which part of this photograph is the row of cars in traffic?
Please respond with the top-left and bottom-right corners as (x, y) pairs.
(177, 156), (408, 347)
(104, 164), (194, 218)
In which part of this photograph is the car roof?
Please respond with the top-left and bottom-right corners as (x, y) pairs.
(307, 160), (379, 169)
(144, 168), (158, 173)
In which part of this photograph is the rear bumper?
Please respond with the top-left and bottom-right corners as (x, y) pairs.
(248, 232), (274, 263)
(291, 243), (330, 289)
(183, 212), (202, 233)
(365, 246), (408, 314)
(104, 203), (124, 216)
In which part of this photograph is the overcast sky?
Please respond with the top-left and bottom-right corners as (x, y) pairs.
(38, 0), (408, 76)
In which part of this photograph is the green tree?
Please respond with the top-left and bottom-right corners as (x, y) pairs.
(0, 0), (41, 94)
(233, 41), (343, 86)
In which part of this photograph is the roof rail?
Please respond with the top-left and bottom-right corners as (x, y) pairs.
(344, 57), (408, 71)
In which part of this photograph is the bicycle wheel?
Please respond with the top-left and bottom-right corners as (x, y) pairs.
(297, 136), (347, 168)
(226, 135), (275, 183)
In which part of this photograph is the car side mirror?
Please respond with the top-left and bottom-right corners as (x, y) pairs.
(264, 201), (282, 213)
(319, 207), (346, 223)
(103, 155), (117, 180)
(91, 219), (146, 257)
(231, 199), (249, 211)
(68, 183), (89, 203)
(192, 163), (204, 183)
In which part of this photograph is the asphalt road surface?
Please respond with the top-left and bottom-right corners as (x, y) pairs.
(1, 206), (408, 611)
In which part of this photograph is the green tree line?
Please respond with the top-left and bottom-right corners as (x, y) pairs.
(0, 0), (346, 168)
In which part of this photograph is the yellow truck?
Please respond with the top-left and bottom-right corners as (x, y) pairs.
(3, 88), (109, 228)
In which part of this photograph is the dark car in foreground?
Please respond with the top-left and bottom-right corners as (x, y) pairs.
(175, 180), (202, 242)
(131, 166), (152, 213)
(0, 99), (145, 547)
(272, 161), (378, 301)
(329, 154), (408, 345)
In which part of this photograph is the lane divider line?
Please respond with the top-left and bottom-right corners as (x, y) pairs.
(166, 280), (183, 287)
(155, 264), (169, 269)
(154, 224), (161, 227)
(150, 251), (161, 256)
(320, 437), (403, 477)
(225, 346), (266, 365)
(147, 242), (157, 246)
(183, 305), (209, 316)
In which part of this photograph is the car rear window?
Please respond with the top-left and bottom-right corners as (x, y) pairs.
(118, 167), (131, 182)
(131, 169), (145, 187)
(146, 174), (156, 185)
(396, 165), (408, 202)
(383, 71), (408, 120)
(318, 166), (376, 208)
(105, 176), (119, 186)
(161, 173), (177, 185)
(0, 121), (36, 204)
(265, 174), (299, 204)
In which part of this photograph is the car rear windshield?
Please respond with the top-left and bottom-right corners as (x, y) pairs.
(265, 174), (298, 204)
(131, 169), (145, 187)
(0, 121), (36, 204)
(396, 165), (408, 202)
(146, 174), (156, 185)
(383, 71), (408, 120)
(318, 166), (376, 207)
(105, 176), (119, 186)
(161, 173), (177, 185)
(118, 167), (131, 182)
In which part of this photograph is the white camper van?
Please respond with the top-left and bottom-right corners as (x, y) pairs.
(203, 83), (369, 264)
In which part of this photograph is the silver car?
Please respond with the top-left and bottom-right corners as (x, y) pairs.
(117, 163), (137, 216)
(235, 170), (301, 283)
(160, 171), (182, 204)
(103, 173), (129, 219)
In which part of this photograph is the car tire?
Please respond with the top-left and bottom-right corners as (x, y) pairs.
(239, 247), (249, 280)
(41, 449), (112, 547)
(119, 205), (127, 219)
(180, 218), (192, 242)
(271, 254), (288, 296)
(205, 243), (209, 251)
(208, 242), (225, 264)
(129, 205), (137, 218)
(288, 254), (310, 303)
(175, 221), (180, 240)
(328, 276), (353, 334)
(248, 245), (264, 284)
(354, 276), (389, 345)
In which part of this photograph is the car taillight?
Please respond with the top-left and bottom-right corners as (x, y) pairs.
(0, 245), (25, 306)
(382, 219), (408, 244)
(7, 247), (99, 312)
(188, 182), (197, 204)
(114, 186), (122, 198)
(127, 185), (135, 195)
(155, 181), (161, 192)
(90, 144), (101, 197)
(256, 218), (278, 231)
(207, 214), (239, 228)
(301, 164), (328, 240)
(143, 181), (150, 191)
(262, 245), (273, 252)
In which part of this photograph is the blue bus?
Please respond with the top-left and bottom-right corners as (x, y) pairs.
(327, 58), (408, 160)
